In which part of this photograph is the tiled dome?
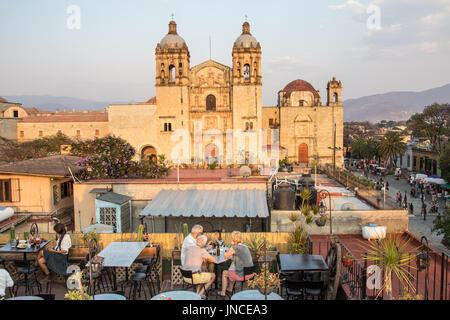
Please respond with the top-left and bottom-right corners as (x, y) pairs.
(159, 21), (187, 50)
(234, 22), (260, 49)
(283, 79), (320, 99)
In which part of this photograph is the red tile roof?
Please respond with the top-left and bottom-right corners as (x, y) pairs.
(0, 96), (8, 103)
(20, 111), (108, 123)
(282, 79), (320, 99)
(147, 96), (157, 104)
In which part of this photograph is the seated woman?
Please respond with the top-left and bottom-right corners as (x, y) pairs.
(35, 223), (72, 282)
(218, 231), (254, 297)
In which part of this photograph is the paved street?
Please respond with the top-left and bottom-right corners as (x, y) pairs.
(353, 169), (449, 255)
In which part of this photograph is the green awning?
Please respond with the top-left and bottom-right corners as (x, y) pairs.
(442, 184), (450, 189)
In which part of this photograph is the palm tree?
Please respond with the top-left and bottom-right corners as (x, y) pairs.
(377, 132), (406, 171)
(361, 235), (417, 300)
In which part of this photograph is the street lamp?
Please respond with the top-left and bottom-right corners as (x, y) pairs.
(318, 189), (332, 235)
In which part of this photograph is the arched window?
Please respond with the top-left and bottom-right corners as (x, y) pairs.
(206, 95), (216, 111)
(243, 64), (250, 80)
(141, 146), (157, 163)
(169, 65), (176, 83)
(178, 63), (183, 76)
(333, 92), (339, 103)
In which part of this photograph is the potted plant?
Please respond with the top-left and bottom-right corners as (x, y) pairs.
(342, 253), (354, 268)
(361, 235), (418, 300)
(247, 271), (281, 295)
(315, 212), (328, 227)
(64, 271), (93, 300)
(244, 235), (265, 261)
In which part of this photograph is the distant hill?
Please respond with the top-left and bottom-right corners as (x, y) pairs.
(343, 84), (450, 122)
(3, 95), (138, 112)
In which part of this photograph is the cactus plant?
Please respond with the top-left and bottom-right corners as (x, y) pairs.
(10, 225), (15, 242)
(137, 224), (144, 242)
(182, 223), (189, 238)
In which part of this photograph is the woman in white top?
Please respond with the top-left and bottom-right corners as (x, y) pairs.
(35, 223), (72, 282)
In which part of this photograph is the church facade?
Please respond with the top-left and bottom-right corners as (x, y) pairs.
(15, 20), (344, 168)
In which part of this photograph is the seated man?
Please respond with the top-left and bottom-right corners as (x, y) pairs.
(181, 225), (203, 267)
(182, 235), (216, 299)
(0, 268), (14, 299)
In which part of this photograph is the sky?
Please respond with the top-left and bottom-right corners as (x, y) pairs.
(1, 0), (450, 106)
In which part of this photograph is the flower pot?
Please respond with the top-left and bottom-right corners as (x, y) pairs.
(256, 285), (277, 295)
(342, 257), (354, 268)
(315, 218), (326, 227)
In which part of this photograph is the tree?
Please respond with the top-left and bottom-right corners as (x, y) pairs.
(439, 144), (450, 182)
(407, 103), (450, 156)
(377, 132), (406, 171)
(71, 135), (170, 180)
(0, 133), (75, 164)
(433, 208), (450, 250)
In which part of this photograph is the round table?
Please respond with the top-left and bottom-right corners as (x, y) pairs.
(151, 291), (202, 300)
(93, 293), (126, 300)
(6, 296), (44, 300)
(231, 290), (283, 300)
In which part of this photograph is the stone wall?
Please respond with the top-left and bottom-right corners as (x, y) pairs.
(271, 209), (408, 235)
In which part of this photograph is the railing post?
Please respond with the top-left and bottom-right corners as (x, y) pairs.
(440, 253), (445, 301)
(362, 253), (367, 300)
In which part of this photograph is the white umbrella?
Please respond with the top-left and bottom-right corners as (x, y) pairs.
(423, 177), (446, 185)
(415, 174), (428, 180)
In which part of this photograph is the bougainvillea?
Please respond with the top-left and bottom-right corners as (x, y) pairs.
(71, 135), (170, 181)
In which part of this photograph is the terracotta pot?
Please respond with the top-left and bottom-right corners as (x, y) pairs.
(342, 257), (354, 268)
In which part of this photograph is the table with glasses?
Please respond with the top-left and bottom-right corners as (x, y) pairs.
(231, 290), (283, 300)
(0, 241), (50, 261)
(208, 246), (231, 289)
(6, 296), (44, 300)
(96, 242), (149, 290)
(151, 290), (202, 300)
(93, 293), (127, 300)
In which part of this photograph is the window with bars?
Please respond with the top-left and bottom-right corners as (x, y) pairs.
(99, 207), (118, 232)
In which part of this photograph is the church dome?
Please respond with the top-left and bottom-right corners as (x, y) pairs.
(283, 79), (320, 99)
(159, 21), (187, 50)
(234, 22), (260, 49)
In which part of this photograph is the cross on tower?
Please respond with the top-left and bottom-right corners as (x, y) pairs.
(171, 13), (175, 21)
(244, 15), (248, 21)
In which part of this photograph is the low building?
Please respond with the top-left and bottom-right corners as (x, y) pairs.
(0, 155), (84, 233)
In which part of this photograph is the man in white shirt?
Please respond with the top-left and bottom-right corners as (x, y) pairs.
(0, 268), (14, 298)
(181, 225), (204, 266)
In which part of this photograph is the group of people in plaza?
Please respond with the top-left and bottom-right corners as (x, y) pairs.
(0, 223), (72, 299)
(180, 224), (254, 299)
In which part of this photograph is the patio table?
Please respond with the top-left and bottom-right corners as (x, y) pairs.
(0, 241), (50, 261)
(278, 254), (328, 273)
(95, 241), (148, 290)
(208, 246), (230, 289)
(6, 296), (44, 300)
(230, 290), (282, 300)
(151, 290), (202, 300)
(93, 293), (126, 300)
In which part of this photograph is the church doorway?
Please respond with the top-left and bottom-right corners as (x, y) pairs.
(298, 143), (308, 163)
(205, 143), (218, 164)
(141, 146), (157, 163)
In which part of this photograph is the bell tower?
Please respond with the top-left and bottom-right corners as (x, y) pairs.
(155, 20), (190, 87)
(327, 77), (342, 106)
(231, 21), (263, 164)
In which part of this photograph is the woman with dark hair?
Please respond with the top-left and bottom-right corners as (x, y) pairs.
(35, 223), (72, 282)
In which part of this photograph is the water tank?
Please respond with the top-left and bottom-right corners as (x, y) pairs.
(273, 183), (296, 210)
(0, 207), (14, 223)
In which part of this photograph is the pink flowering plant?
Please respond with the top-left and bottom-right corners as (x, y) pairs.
(71, 135), (170, 181)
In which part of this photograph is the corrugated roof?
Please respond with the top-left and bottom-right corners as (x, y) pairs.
(97, 192), (132, 205)
(140, 189), (269, 218)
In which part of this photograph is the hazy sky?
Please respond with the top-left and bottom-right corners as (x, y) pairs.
(1, 0), (449, 106)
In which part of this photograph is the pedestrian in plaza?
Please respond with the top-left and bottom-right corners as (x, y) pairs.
(409, 203), (414, 215)
(386, 181), (389, 191)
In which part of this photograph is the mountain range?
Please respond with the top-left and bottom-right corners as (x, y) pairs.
(4, 83), (450, 122)
(343, 83), (450, 122)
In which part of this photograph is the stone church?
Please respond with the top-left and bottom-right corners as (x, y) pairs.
(13, 20), (344, 168)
